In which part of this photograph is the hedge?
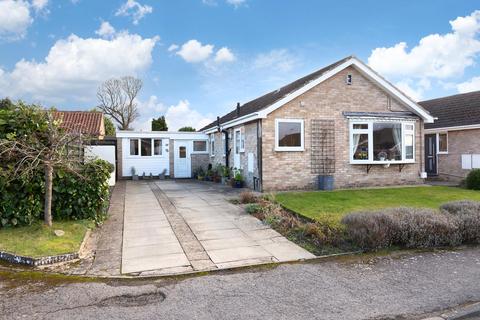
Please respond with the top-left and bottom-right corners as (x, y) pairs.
(0, 159), (113, 228)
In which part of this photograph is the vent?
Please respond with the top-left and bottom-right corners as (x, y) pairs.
(346, 74), (352, 85)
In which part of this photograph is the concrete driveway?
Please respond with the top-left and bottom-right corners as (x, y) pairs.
(121, 180), (314, 275)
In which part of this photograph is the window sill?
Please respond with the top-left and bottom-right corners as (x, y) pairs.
(438, 152), (448, 155)
(350, 160), (416, 165)
(275, 147), (305, 152)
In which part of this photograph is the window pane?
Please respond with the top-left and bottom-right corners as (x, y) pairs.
(353, 133), (369, 160)
(130, 139), (138, 156)
(235, 131), (240, 153)
(373, 123), (402, 161)
(278, 122), (302, 147)
(154, 139), (162, 155)
(353, 124), (368, 130)
(179, 146), (186, 158)
(141, 138), (152, 157)
(405, 134), (414, 159)
(193, 140), (206, 152)
(405, 124), (414, 131)
(439, 134), (447, 152)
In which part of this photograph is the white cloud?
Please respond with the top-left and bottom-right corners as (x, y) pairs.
(31, 0), (48, 11)
(167, 44), (179, 52)
(457, 76), (480, 93)
(0, 32), (159, 103)
(0, 0), (32, 40)
(214, 47), (235, 63)
(176, 39), (214, 63)
(253, 49), (298, 72)
(115, 0), (153, 25)
(368, 10), (480, 80)
(165, 100), (212, 131)
(226, 0), (246, 8)
(132, 98), (212, 131)
(395, 80), (424, 101)
(95, 21), (116, 39)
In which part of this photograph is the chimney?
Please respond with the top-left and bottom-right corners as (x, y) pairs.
(217, 116), (221, 132)
(236, 102), (240, 117)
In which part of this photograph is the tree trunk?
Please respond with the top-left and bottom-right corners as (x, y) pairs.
(44, 163), (53, 227)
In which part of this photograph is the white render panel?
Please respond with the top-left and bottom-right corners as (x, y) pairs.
(122, 138), (170, 177)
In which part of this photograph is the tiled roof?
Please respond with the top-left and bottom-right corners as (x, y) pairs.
(419, 91), (480, 129)
(200, 56), (353, 131)
(53, 111), (104, 136)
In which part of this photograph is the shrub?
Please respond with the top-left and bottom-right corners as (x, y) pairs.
(239, 191), (256, 204)
(245, 203), (262, 214)
(441, 200), (480, 244)
(466, 169), (480, 190)
(342, 207), (462, 250)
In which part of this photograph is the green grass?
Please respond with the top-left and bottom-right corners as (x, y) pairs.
(0, 220), (94, 258)
(276, 186), (480, 227)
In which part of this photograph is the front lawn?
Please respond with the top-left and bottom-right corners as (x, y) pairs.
(0, 220), (93, 258)
(275, 186), (480, 227)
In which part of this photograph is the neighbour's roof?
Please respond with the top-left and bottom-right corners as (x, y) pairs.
(200, 56), (353, 131)
(419, 91), (480, 129)
(53, 111), (104, 136)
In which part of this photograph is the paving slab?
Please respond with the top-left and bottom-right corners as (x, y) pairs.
(208, 245), (274, 264)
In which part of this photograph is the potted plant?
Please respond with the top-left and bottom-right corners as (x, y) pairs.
(142, 172), (146, 180)
(197, 167), (205, 181)
(232, 168), (244, 188)
(205, 164), (213, 181)
(213, 164), (222, 183)
(221, 166), (230, 185)
(131, 167), (139, 181)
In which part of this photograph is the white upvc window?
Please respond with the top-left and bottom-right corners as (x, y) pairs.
(437, 132), (448, 154)
(275, 119), (304, 152)
(210, 134), (215, 157)
(240, 128), (245, 152)
(349, 119), (416, 164)
(193, 140), (208, 153)
(222, 134), (226, 157)
(129, 138), (165, 157)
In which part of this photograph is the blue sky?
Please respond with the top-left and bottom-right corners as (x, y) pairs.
(0, 0), (479, 130)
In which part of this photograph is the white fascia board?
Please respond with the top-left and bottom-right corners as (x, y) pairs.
(203, 113), (260, 133)
(425, 124), (480, 133)
(116, 131), (208, 140)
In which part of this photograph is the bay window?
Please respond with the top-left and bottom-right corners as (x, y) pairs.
(350, 120), (415, 163)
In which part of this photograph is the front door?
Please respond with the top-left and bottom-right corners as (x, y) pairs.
(425, 134), (437, 176)
(174, 141), (192, 178)
(234, 129), (241, 169)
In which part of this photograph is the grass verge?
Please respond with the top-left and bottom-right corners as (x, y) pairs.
(0, 220), (94, 258)
(275, 186), (480, 227)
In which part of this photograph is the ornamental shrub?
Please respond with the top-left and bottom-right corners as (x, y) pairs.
(466, 169), (480, 190)
(441, 200), (480, 244)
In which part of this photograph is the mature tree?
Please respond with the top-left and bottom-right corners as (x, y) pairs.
(0, 98), (14, 110)
(178, 126), (196, 132)
(96, 76), (142, 130)
(152, 116), (168, 131)
(0, 105), (89, 227)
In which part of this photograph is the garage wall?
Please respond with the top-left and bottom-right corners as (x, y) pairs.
(121, 138), (170, 177)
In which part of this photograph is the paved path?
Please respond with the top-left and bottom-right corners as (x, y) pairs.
(2, 247), (480, 319)
(121, 180), (314, 275)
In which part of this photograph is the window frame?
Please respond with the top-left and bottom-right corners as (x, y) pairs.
(274, 118), (305, 152)
(128, 138), (166, 158)
(437, 132), (448, 154)
(349, 119), (416, 164)
(210, 134), (215, 157)
(192, 140), (208, 154)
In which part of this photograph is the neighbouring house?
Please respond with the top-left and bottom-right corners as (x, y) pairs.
(200, 56), (435, 191)
(53, 111), (105, 139)
(419, 91), (480, 181)
(115, 131), (209, 179)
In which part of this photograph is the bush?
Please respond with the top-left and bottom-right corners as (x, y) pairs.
(245, 203), (262, 214)
(441, 200), (480, 244)
(466, 169), (480, 190)
(0, 159), (112, 228)
(239, 191), (257, 204)
(342, 207), (462, 250)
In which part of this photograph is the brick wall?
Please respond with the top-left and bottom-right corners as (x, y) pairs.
(116, 138), (123, 179)
(261, 66), (425, 191)
(437, 128), (480, 181)
(191, 153), (210, 175)
(169, 139), (174, 178)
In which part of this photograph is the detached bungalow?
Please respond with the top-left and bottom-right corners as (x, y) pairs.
(200, 56), (435, 191)
(419, 91), (480, 181)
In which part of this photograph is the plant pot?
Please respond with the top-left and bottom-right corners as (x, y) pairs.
(318, 175), (334, 191)
(221, 177), (228, 184)
(132, 175), (139, 181)
(197, 176), (204, 181)
(159, 173), (165, 180)
(233, 180), (244, 188)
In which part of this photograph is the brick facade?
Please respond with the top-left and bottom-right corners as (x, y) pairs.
(261, 66), (425, 191)
(437, 128), (480, 181)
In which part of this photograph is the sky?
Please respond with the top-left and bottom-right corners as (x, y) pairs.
(0, 0), (479, 131)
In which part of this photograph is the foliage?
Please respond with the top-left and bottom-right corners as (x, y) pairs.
(103, 116), (116, 136)
(239, 191), (257, 204)
(0, 98), (15, 111)
(276, 186), (480, 227)
(178, 126), (196, 132)
(152, 116), (168, 131)
(341, 207), (462, 250)
(466, 169), (480, 190)
(233, 168), (243, 182)
(97, 76), (142, 130)
(440, 200), (480, 243)
(245, 203), (262, 214)
(0, 220), (93, 257)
